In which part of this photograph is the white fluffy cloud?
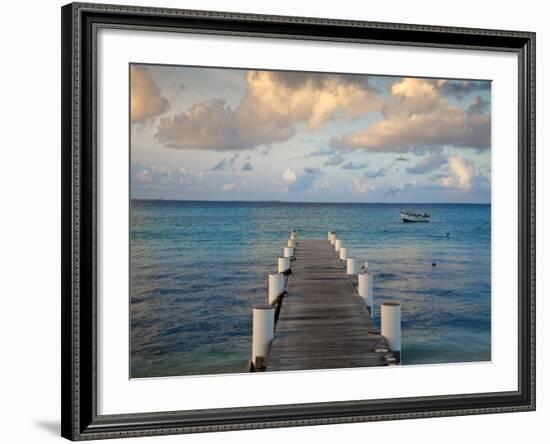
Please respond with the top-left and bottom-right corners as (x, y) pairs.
(155, 70), (381, 150)
(282, 168), (297, 183)
(130, 66), (169, 124)
(438, 155), (478, 191)
(243, 71), (381, 131)
(221, 182), (238, 191)
(281, 167), (323, 192)
(287, 168), (323, 192)
(331, 78), (490, 153)
(353, 177), (375, 193)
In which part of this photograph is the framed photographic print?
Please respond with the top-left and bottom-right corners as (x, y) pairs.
(61, 2), (536, 440)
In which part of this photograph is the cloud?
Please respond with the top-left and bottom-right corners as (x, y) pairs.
(248, 71), (381, 130)
(324, 154), (345, 166)
(282, 168), (297, 183)
(341, 161), (368, 170)
(437, 79), (491, 99)
(132, 163), (202, 191)
(168, 83), (187, 102)
(330, 78), (491, 153)
(136, 169), (153, 184)
(363, 167), (387, 178)
(406, 152), (447, 174)
(242, 162), (254, 171)
(130, 66), (169, 124)
(353, 177), (375, 193)
(294, 146), (337, 160)
(467, 95), (490, 115)
(437, 155), (482, 191)
(304, 167), (321, 174)
(286, 167), (323, 192)
(382, 182), (414, 200)
(211, 153), (240, 172)
(155, 70), (381, 150)
(157, 99), (273, 151)
(302, 147), (337, 158)
(221, 182), (238, 191)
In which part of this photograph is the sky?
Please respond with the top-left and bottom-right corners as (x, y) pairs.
(130, 64), (491, 203)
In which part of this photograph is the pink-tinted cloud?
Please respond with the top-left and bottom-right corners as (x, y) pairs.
(155, 70), (381, 151)
(331, 78), (490, 153)
(438, 155), (481, 191)
(353, 177), (375, 194)
(130, 66), (169, 124)
(406, 152), (447, 174)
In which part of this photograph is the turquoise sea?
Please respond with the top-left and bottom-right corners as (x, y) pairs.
(130, 200), (491, 378)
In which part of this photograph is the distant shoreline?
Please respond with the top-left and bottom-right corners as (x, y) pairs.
(130, 198), (491, 205)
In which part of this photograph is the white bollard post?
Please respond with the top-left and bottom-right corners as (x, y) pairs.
(381, 302), (401, 359)
(358, 272), (374, 315)
(268, 273), (285, 304)
(284, 246), (294, 258)
(334, 239), (342, 252)
(327, 231), (333, 240)
(347, 257), (359, 275)
(339, 247), (349, 261)
(251, 306), (275, 368)
(288, 238), (296, 248)
(278, 256), (290, 273)
(330, 233), (336, 245)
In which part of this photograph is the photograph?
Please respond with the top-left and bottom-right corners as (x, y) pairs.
(129, 64), (492, 378)
(57, 1), (537, 439)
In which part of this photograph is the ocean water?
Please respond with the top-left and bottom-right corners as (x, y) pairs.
(130, 200), (491, 378)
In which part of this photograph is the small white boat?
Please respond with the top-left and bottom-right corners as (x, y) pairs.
(400, 210), (430, 223)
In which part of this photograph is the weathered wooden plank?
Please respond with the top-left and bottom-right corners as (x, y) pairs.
(265, 238), (394, 372)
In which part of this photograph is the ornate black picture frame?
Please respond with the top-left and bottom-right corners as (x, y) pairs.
(61, 2), (535, 440)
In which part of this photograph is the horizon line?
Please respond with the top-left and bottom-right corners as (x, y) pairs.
(130, 197), (491, 205)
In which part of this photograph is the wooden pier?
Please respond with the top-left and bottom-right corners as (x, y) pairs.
(251, 235), (399, 372)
